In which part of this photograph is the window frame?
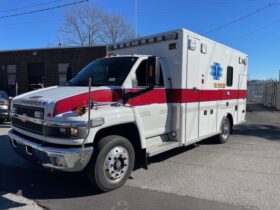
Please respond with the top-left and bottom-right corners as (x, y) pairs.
(226, 66), (234, 87)
(132, 58), (165, 88)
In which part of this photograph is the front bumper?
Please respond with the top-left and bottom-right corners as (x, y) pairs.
(8, 130), (93, 172)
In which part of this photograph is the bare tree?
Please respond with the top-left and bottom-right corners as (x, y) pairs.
(100, 14), (135, 45)
(58, 4), (105, 46)
(58, 3), (135, 46)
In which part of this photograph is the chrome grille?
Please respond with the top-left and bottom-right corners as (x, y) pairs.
(14, 104), (44, 119)
(12, 117), (43, 135)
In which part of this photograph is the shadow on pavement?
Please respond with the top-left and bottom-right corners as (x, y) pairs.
(246, 103), (279, 113)
(149, 144), (196, 164)
(234, 124), (280, 141)
(0, 163), (101, 200)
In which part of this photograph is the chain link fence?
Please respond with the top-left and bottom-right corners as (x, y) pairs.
(247, 80), (280, 110)
(262, 82), (280, 110)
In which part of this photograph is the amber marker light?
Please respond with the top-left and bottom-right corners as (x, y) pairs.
(76, 105), (86, 115)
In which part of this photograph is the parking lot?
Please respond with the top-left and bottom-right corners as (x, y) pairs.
(0, 104), (280, 210)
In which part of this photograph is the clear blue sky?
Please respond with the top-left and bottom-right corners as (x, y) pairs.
(0, 0), (280, 80)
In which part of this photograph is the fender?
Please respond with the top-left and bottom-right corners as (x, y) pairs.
(131, 107), (146, 149)
(87, 105), (146, 149)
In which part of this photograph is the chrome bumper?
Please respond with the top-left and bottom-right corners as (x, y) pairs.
(8, 130), (93, 172)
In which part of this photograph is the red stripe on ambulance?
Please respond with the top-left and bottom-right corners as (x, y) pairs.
(53, 89), (247, 116)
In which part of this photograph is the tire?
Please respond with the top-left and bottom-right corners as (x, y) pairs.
(217, 117), (231, 144)
(87, 135), (135, 192)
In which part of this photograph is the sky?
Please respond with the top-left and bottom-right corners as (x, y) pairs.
(0, 0), (280, 80)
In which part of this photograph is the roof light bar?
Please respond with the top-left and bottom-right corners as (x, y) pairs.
(108, 32), (179, 51)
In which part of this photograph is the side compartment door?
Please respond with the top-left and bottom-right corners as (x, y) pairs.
(185, 37), (201, 141)
(238, 74), (247, 122)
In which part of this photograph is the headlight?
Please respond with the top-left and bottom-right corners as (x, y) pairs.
(34, 111), (44, 119)
(59, 127), (78, 137)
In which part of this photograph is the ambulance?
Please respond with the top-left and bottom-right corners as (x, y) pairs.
(8, 28), (248, 191)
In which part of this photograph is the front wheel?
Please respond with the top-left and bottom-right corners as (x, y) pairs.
(87, 135), (135, 192)
(217, 117), (231, 144)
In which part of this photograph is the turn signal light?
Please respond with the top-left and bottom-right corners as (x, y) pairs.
(76, 105), (86, 115)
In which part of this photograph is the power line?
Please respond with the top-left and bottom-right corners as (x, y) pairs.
(0, 0), (64, 14)
(122, 0), (261, 16)
(223, 17), (280, 42)
(0, 0), (89, 20)
(0, 19), (63, 26)
(203, 1), (280, 35)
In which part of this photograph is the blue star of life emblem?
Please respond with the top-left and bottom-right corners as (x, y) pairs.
(211, 63), (223, 80)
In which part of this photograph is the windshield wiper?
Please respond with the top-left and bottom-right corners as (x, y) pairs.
(68, 81), (88, 86)
(91, 82), (111, 86)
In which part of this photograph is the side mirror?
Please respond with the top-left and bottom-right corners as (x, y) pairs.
(146, 56), (160, 87)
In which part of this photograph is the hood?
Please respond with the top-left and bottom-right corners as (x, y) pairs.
(12, 86), (123, 117)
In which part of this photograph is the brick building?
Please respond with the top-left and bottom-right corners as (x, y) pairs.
(0, 46), (106, 96)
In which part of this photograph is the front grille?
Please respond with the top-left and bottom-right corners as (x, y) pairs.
(12, 130), (83, 148)
(12, 117), (43, 135)
(14, 105), (44, 119)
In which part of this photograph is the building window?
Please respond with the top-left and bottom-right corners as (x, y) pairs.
(7, 65), (16, 86)
(58, 63), (71, 85)
(226, 66), (233, 87)
(7, 65), (16, 96)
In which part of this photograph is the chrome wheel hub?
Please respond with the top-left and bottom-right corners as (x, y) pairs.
(104, 146), (129, 183)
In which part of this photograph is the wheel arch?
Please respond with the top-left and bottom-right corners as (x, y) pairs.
(223, 113), (233, 134)
(93, 123), (147, 169)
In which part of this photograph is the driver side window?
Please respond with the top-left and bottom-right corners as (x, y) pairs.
(135, 59), (164, 87)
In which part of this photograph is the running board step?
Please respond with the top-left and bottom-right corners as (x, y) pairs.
(147, 141), (179, 157)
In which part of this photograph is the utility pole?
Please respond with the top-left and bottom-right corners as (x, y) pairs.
(135, 0), (138, 38)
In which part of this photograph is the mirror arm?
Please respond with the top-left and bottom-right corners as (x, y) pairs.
(123, 85), (155, 103)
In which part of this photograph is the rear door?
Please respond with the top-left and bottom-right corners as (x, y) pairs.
(238, 74), (247, 122)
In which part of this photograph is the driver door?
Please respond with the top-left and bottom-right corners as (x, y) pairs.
(130, 58), (170, 138)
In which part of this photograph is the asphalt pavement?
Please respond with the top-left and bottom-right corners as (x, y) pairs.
(0, 104), (280, 210)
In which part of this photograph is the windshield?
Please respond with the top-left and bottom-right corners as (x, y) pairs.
(68, 57), (138, 86)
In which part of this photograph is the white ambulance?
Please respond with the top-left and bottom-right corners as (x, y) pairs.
(9, 28), (248, 191)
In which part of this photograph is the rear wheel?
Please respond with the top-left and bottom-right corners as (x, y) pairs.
(87, 135), (135, 192)
(217, 117), (231, 144)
